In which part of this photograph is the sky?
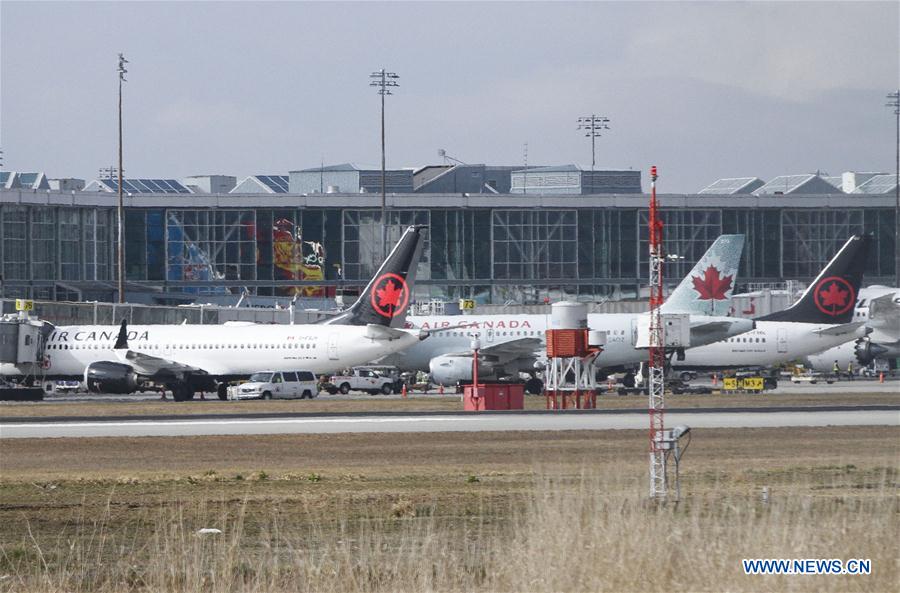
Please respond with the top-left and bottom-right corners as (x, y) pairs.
(1, 1), (898, 193)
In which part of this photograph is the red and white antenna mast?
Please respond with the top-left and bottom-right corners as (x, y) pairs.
(647, 165), (667, 500)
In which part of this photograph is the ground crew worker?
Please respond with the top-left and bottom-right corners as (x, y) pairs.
(847, 361), (854, 381)
(833, 360), (840, 380)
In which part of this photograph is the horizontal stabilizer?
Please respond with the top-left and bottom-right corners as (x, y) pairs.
(813, 321), (867, 337)
(689, 319), (753, 337)
(364, 324), (415, 341)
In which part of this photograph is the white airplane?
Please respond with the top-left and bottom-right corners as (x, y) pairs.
(2, 226), (428, 401)
(384, 235), (754, 392)
(671, 234), (871, 373)
(805, 285), (900, 373)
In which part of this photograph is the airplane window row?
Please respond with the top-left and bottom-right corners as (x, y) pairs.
(437, 330), (539, 337)
(46, 342), (318, 351)
(138, 343), (319, 350)
(727, 337), (766, 343)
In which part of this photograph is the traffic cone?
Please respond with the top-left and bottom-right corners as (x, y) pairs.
(401, 384), (408, 398)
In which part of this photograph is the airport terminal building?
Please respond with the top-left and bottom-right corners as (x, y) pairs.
(0, 170), (896, 304)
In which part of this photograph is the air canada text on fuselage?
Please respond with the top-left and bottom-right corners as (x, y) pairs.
(413, 319), (533, 330)
(48, 330), (150, 343)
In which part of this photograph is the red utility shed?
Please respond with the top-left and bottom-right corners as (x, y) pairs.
(463, 383), (525, 411)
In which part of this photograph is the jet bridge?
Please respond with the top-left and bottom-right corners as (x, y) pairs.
(0, 310), (52, 369)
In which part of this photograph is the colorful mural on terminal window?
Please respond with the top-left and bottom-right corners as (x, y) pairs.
(271, 218), (328, 297)
(166, 213), (230, 294)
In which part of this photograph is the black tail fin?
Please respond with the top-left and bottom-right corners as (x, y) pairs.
(114, 320), (129, 349)
(757, 234), (870, 324)
(322, 225), (425, 328)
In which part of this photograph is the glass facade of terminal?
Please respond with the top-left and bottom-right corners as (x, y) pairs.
(0, 199), (895, 303)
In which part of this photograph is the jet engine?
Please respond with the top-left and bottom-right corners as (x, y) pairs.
(84, 361), (138, 394)
(429, 354), (500, 386)
(854, 337), (888, 366)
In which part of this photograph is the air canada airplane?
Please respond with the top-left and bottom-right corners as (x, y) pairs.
(804, 285), (900, 372)
(2, 226), (426, 401)
(383, 235), (754, 392)
(671, 234), (871, 372)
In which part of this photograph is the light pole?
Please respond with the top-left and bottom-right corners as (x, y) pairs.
(576, 114), (610, 172)
(369, 68), (399, 260)
(117, 53), (128, 304)
(887, 90), (900, 287)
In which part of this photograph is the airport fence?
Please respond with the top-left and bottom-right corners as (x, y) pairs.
(1, 289), (796, 327)
(0, 299), (328, 326)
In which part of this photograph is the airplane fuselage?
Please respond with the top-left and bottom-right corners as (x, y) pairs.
(671, 321), (867, 370)
(2, 324), (419, 379)
(391, 312), (751, 372)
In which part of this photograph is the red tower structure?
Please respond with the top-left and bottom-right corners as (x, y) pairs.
(542, 302), (604, 410)
(647, 165), (667, 499)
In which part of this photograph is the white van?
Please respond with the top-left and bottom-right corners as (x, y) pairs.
(227, 370), (319, 400)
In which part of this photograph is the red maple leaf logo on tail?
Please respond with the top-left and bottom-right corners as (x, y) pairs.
(691, 266), (733, 301)
(818, 282), (848, 309)
(376, 280), (403, 309)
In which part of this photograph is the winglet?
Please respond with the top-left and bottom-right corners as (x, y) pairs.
(114, 320), (129, 350)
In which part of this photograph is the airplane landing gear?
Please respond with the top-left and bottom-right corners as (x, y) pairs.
(524, 377), (544, 395)
(170, 382), (194, 402)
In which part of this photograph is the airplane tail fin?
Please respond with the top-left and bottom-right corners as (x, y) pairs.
(322, 225), (425, 328)
(661, 234), (744, 316)
(114, 320), (129, 349)
(757, 234), (870, 324)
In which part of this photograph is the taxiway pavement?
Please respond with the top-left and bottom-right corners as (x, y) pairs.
(2, 407), (897, 439)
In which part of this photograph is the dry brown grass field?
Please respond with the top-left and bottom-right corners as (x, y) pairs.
(1, 426), (898, 592)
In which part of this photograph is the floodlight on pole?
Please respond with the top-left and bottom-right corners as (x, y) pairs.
(117, 52), (128, 304)
(369, 68), (399, 260)
(887, 90), (900, 287)
(576, 114), (610, 173)
(99, 166), (119, 180)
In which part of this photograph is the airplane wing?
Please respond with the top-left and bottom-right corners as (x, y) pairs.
(444, 337), (543, 362)
(109, 319), (208, 376)
(481, 337), (543, 359)
(813, 321), (868, 337)
(113, 349), (205, 376)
